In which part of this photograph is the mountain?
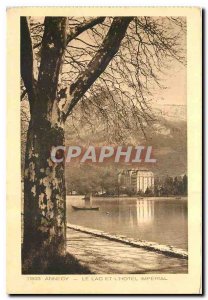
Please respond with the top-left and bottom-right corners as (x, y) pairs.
(153, 104), (186, 121)
(65, 104), (187, 177)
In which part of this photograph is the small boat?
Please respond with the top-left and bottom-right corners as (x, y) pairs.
(137, 197), (143, 199)
(71, 205), (99, 211)
(175, 196), (181, 200)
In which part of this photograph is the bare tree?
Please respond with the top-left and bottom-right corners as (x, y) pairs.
(21, 16), (186, 271)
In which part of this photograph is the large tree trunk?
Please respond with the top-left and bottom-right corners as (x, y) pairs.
(21, 17), (67, 272)
(22, 108), (66, 270)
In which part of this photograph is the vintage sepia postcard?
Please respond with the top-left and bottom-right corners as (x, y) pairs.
(7, 7), (202, 294)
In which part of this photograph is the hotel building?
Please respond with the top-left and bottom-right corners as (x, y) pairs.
(118, 169), (154, 193)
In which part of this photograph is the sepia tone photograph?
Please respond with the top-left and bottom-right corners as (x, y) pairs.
(20, 14), (189, 276)
(5, 4), (203, 293)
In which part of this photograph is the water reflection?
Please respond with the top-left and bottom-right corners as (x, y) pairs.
(136, 200), (154, 225)
(117, 199), (155, 227)
(67, 196), (188, 250)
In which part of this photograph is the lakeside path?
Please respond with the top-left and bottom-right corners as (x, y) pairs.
(66, 226), (188, 274)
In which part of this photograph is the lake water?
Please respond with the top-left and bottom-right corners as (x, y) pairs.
(66, 196), (188, 250)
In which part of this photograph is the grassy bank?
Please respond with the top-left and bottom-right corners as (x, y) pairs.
(22, 252), (92, 274)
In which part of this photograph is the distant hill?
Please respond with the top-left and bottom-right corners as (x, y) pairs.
(65, 104), (187, 177)
(153, 104), (186, 121)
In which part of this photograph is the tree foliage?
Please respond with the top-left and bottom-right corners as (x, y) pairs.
(22, 16), (186, 137)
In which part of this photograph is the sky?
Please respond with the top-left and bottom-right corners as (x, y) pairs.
(153, 61), (186, 107)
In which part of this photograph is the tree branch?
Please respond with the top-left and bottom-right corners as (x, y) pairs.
(63, 17), (133, 120)
(21, 17), (36, 111)
(66, 17), (105, 45)
(21, 89), (27, 100)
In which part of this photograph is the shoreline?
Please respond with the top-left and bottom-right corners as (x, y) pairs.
(67, 223), (188, 260)
(67, 227), (188, 274)
(67, 195), (188, 201)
